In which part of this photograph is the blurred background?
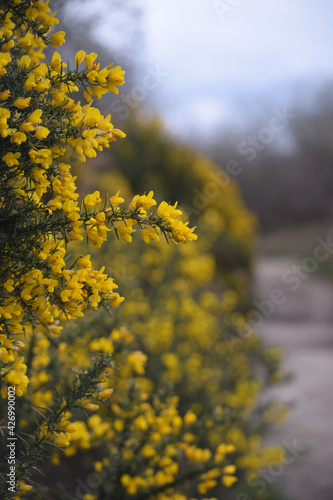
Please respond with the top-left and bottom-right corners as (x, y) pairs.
(54, 1), (333, 498)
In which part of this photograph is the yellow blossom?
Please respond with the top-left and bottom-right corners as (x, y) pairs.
(84, 191), (101, 209)
(2, 152), (20, 167)
(108, 191), (124, 207)
(29, 109), (43, 124)
(75, 50), (86, 66)
(14, 97), (31, 109)
(50, 31), (66, 47)
(0, 90), (10, 100)
(35, 126), (50, 140)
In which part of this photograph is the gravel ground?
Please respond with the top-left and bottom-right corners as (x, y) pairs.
(254, 257), (333, 500)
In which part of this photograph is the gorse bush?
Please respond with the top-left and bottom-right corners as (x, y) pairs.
(69, 123), (287, 498)
(0, 2), (286, 499)
(0, 10), (197, 339)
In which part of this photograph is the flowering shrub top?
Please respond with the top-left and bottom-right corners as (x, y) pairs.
(0, 1), (196, 396)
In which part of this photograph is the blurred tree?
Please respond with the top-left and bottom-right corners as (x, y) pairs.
(206, 84), (333, 233)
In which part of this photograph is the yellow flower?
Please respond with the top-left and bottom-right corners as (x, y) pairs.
(141, 227), (160, 244)
(107, 65), (125, 93)
(4, 279), (15, 292)
(84, 403), (99, 411)
(121, 474), (132, 488)
(169, 220), (198, 243)
(1, 40), (14, 51)
(14, 97), (31, 109)
(0, 52), (11, 75)
(130, 191), (156, 210)
(198, 479), (217, 494)
(50, 51), (62, 70)
(111, 128), (126, 139)
(94, 461), (103, 472)
(35, 126), (50, 140)
(21, 121), (35, 132)
(75, 50), (86, 66)
(0, 90), (10, 100)
(35, 78), (51, 92)
(184, 411), (197, 426)
(84, 191), (101, 209)
(157, 201), (182, 220)
(127, 351), (147, 375)
(2, 152), (20, 167)
(11, 131), (27, 144)
(113, 419), (124, 432)
(223, 464), (236, 475)
(108, 191), (124, 208)
(142, 445), (157, 458)
(20, 55), (31, 70)
(99, 388), (114, 399)
(215, 443), (235, 459)
(133, 415), (149, 431)
(54, 432), (70, 448)
(115, 220), (136, 243)
(50, 31), (66, 47)
(29, 109), (43, 124)
(109, 293), (125, 308)
(24, 74), (36, 90)
(18, 482), (33, 494)
(77, 255), (92, 269)
(222, 475), (238, 487)
(85, 52), (98, 69)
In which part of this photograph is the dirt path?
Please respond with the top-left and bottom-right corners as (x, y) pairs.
(254, 257), (333, 500)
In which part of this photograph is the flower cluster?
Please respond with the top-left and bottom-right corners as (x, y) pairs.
(0, 323), (240, 499)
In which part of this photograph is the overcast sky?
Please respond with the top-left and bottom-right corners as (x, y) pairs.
(92, 0), (333, 135)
